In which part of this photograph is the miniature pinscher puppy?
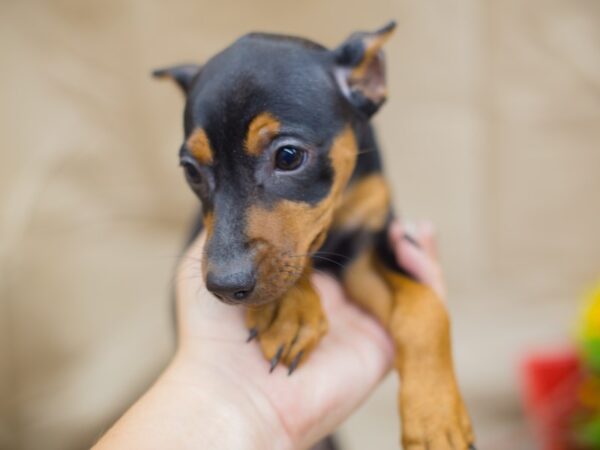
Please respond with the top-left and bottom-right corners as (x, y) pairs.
(154, 22), (475, 449)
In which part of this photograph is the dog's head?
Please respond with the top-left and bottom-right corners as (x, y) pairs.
(154, 22), (395, 305)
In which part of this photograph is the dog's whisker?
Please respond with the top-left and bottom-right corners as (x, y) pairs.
(313, 250), (352, 258)
(306, 254), (348, 269)
(287, 251), (352, 260)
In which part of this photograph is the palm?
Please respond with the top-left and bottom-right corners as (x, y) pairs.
(175, 234), (394, 447)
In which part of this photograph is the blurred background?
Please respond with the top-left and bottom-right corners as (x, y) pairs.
(1, 1), (599, 449)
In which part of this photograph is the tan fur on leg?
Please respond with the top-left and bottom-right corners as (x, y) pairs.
(344, 252), (474, 449)
(246, 268), (328, 373)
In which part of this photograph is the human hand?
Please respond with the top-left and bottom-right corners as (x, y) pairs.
(94, 218), (447, 450)
(169, 218), (447, 448)
(168, 231), (394, 449)
(388, 219), (447, 299)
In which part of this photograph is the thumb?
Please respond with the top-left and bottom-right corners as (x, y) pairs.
(175, 231), (245, 340)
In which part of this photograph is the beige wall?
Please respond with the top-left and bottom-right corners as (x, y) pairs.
(1, 1), (599, 449)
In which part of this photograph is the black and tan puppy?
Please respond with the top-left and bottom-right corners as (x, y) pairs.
(154, 22), (475, 449)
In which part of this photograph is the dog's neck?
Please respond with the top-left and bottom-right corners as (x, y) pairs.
(330, 122), (391, 234)
(349, 121), (385, 185)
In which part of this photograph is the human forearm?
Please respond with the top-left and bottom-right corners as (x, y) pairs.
(93, 354), (289, 450)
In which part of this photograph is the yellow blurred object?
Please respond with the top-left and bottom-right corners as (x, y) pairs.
(579, 281), (600, 341)
(578, 280), (600, 375)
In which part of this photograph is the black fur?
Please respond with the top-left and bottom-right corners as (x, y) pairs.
(160, 24), (470, 450)
(169, 27), (413, 286)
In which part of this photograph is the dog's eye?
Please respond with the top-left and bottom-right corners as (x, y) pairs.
(275, 146), (305, 171)
(181, 160), (202, 184)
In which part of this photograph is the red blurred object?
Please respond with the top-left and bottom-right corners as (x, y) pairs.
(522, 348), (584, 450)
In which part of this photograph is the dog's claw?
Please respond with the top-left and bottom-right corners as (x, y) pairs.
(288, 350), (304, 376)
(269, 345), (284, 373)
(247, 328), (258, 342)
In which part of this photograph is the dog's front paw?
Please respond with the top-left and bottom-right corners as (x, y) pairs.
(400, 375), (475, 450)
(246, 277), (327, 375)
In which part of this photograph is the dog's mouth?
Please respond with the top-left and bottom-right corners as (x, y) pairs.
(245, 229), (328, 305)
(247, 250), (309, 306)
(204, 224), (328, 305)
(204, 247), (311, 306)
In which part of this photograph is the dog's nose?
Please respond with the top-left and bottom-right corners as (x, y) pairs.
(206, 269), (256, 302)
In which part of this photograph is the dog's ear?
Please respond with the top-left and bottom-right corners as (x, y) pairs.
(152, 64), (202, 94)
(333, 21), (396, 117)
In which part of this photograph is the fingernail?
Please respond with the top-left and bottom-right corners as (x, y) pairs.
(403, 220), (417, 239)
(403, 233), (421, 248)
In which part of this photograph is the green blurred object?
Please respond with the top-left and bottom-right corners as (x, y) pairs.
(575, 281), (600, 447)
(578, 280), (600, 372)
(576, 415), (600, 447)
(582, 339), (600, 374)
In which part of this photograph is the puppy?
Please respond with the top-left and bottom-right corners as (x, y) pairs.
(154, 22), (475, 449)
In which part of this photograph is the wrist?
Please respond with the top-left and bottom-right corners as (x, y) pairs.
(95, 351), (293, 450)
(165, 350), (294, 450)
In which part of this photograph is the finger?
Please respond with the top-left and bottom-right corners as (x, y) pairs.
(390, 219), (446, 299)
(175, 231), (244, 338)
(397, 235), (434, 283)
(397, 237), (446, 299)
(390, 220), (426, 279)
(402, 220), (421, 247)
(311, 273), (394, 369)
(390, 220), (408, 269)
(388, 219), (403, 247)
(176, 231), (207, 293)
(281, 275), (394, 447)
(416, 220), (439, 261)
(310, 272), (345, 309)
(391, 218), (423, 259)
(390, 218), (423, 251)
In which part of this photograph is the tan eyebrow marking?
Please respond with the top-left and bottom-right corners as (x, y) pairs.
(186, 128), (213, 164)
(245, 125), (358, 255)
(245, 112), (281, 156)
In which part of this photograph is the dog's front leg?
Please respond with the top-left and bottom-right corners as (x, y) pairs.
(379, 267), (475, 449)
(344, 251), (474, 449)
(246, 267), (328, 374)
